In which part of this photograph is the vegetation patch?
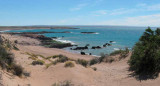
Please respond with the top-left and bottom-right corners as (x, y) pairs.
(76, 59), (88, 67)
(92, 67), (97, 71)
(52, 80), (74, 86)
(64, 61), (75, 68)
(129, 27), (160, 79)
(0, 36), (24, 77)
(32, 60), (45, 65)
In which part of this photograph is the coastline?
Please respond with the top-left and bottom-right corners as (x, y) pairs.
(1, 32), (160, 86)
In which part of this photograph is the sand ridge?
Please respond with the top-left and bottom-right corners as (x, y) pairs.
(0, 34), (160, 86)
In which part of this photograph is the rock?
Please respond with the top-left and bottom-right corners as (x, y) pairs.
(73, 46), (88, 50)
(81, 52), (85, 55)
(81, 32), (97, 34)
(91, 46), (101, 49)
(110, 41), (114, 43)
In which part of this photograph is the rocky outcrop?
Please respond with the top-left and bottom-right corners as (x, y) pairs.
(91, 46), (101, 49)
(73, 46), (88, 50)
(81, 32), (97, 34)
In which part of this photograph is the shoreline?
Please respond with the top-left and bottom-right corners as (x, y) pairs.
(1, 31), (160, 86)
(0, 33), (94, 60)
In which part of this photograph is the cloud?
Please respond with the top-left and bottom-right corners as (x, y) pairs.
(93, 3), (160, 16)
(69, 0), (104, 11)
(92, 10), (107, 16)
(94, 14), (160, 26)
(147, 4), (160, 11)
(69, 3), (88, 11)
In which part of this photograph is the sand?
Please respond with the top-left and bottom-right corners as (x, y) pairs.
(0, 34), (160, 86)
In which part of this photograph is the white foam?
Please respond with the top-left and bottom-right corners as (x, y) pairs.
(114, 48), (120, 51)
(112, 42), (116, 43)
(94, 32), (99, 34)
(0, 30), (11, 32)
(53, 39), (75, 45)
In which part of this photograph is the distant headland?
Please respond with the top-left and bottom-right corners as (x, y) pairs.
(0, 26), (79, 31)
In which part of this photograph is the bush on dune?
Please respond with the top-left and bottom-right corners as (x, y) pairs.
(129, 27), (160, 78)
(0, 36), (24, 77)
(64, 61), (75, 67)
(76, 59), (88, 67)
(52, 80), (74, 86)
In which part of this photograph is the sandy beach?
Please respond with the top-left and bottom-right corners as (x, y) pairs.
(0, 34), (160, 86)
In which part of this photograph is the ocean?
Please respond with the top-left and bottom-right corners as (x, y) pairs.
(4, 26), (157, 56)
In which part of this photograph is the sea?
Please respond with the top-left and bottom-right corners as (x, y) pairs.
(3, 26), (157, 56)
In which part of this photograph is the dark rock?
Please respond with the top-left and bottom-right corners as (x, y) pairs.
(110, 41), (114, 43)
(105, 43), (112, 46)
(91, 46), (101, 49)
(81, 32), (97, 34)
(73, 46), (88, 50)
(49, 43), (73, 48)
(86, 44), (90, 47)
(81, 52), (85, 55)
(51, 37), (57, 39)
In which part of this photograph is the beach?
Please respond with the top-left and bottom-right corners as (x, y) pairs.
(0, 33), (160, 86)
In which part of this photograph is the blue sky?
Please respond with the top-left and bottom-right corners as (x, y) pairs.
(0, 0), (160, 26)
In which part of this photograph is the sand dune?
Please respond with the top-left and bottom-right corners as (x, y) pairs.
(0, 34), (160, 86)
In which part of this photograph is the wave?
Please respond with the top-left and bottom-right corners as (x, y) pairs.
(93, 32), (99, 34)
(112, 41), (116, 43)
(114, 48), (120, 51)
(0, 30), (11, 32)
(53, 38), (75, 44)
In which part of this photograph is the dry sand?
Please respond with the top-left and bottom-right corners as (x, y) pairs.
(0, 34), (160, 86)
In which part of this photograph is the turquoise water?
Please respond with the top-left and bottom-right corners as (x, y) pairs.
(5, 26), (156, 56)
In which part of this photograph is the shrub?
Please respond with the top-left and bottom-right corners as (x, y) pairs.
(76, 59), (88, 67)
(64, 61), (75, 67)
(13, 45), (19, 50)
(57, 56), (68, 63)
(89, 58), (99, 66)
(32, 60), (44, 65)
(14, 40), (18, 43)
(110, 50), (123, 56)
(129, 27), (160, 77)
(0, 36), (24, 77)
(92, 67), (97, 71)
(52, 80), (74, 86)
(11, 63), (23, 76)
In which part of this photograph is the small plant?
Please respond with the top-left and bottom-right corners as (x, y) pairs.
(11, 63), (24, 76)
(89, 58), (99, 66)
(76, 59), (88, 67)
(64, 61), (75, 67)
(14, 40), (18, 43)
(52, 80), (74, 86)
(23, 71), (30, 77)
(92, 67), (97, 71)
(57, 56), (69, 63)
(32, 60), (45, 65)
(13, 45), (19, 50)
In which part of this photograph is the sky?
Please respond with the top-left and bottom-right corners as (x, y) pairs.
(0, 0), (160, 26)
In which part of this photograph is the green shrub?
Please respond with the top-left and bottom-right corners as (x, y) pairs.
(92, 67), (97, 71)
(52, 80), (74, 86)
(129, 27), (160, 77)
(11, 63), (23, 76)
(13, 45), (19, 50)
(89, 58), (99, 66)
(64, 61), (75, 67)
(76, 59), (88, 67)
(32, 60), (44, 65)
(0, 36), (24, 77)
(57, 55), (68, 63)
(110, 50), (123, 56)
